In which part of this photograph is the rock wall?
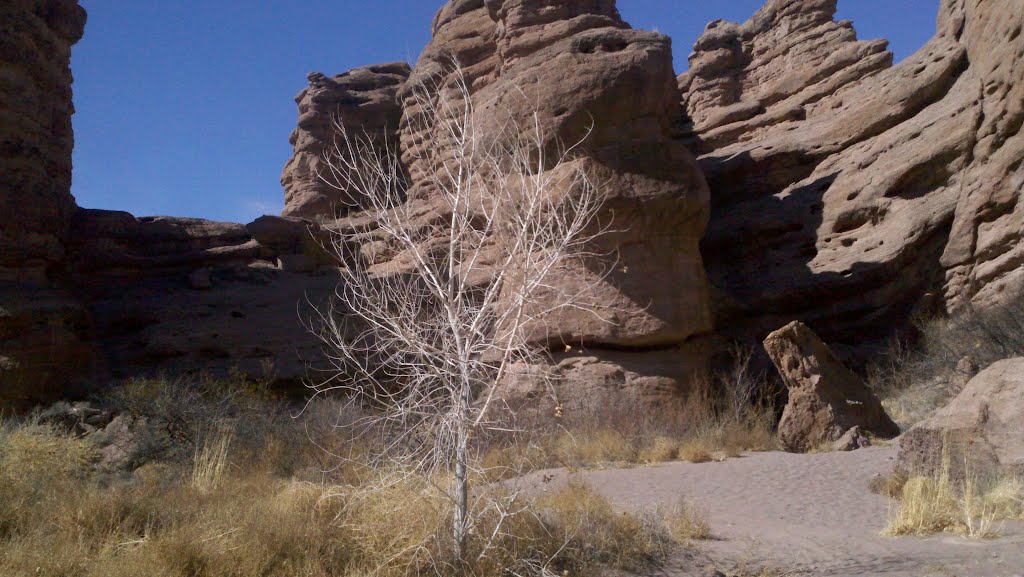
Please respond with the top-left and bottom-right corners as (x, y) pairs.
(684, 0), (1024, 356)
(64, 210), (337, 389)
(325, 0), (715, 404)
(0, 0), (94, 406)
(0, 0), (86, 283)
(5, 0), (1024, 407)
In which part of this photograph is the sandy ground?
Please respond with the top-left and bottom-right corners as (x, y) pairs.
(520, 446), (1024, 577)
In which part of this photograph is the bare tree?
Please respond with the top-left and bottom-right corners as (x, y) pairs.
(307, 62), (609, 563)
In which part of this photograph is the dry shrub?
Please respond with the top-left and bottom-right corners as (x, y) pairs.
(659, 498), (713, 543)
(869, 468), (910, 498)
(528, 481), (675, 572)
(0, 424), (98, 538)
(553, 428), (636, 467)
(677, 437), (715, 464)
(101, 375), (302, 472)
(637, 435), (681, 464)
(870, 299), (1024, 427)
(486, 346), (778, 473)
(882, 455), (1023, 539)
(0, 386), (692, 577)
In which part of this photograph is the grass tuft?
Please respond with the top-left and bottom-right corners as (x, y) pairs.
(882, 455), (1023, 539)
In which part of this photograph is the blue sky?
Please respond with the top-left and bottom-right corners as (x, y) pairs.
(70, 1), (938, 223)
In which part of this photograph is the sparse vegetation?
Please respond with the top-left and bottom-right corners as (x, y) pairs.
(869, 468), (910, 499)
(0, 377), (713, 577)
(659, 497), (714, 543)
(484, 350), (779, 474)
(870, 300), (1024, 427)
(882, 453), (1023, 539)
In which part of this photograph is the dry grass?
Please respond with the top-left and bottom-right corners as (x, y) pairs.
(677, 437), (716, 464)
(0, 378), (703, 577)
(529, 481), (676, 572)
(882, 457), (1023, 539)
(190, 428), (232, 493)
(659, 498), (713, 543)
(868, 468), (910, 499)
(870, 300), (1024, 428)
(485, 354), (779, 474)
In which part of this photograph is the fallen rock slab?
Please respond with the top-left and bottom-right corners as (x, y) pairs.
(765, 321), (899, 452)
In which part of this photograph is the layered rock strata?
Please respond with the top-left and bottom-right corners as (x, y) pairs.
(281, 64), (411, 219)
(65, 210), (337, 389)
(362, 0), (714, 403)
(0, 0), (93, 406)
(5, 0), (1024, 409)
(684, 0), (1024, 353)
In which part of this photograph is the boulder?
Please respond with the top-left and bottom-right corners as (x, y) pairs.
(898, 358), (1024, 480)
(764, 321), (899, 452)
(833, 426), (871, 452)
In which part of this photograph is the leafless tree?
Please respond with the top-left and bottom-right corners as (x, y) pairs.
(306, 61), (609, 564)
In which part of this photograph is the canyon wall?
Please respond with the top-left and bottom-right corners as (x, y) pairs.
(683, 0), (1024, 360)
(3, 0), (1023, 407)
(0, 0), (94, 405)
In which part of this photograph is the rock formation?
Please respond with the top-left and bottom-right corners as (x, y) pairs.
(3, 0), (1024, 409)
(281, 64), (411, 219)
(64, 210), (337, 389)
(764, 321), (899, 452)
(685, 0), (1024, 356)
(0, 0), (95, 406)
(898, 358), (1024, 479)
(372, 0), (713, 403)
(0, 0), (86, 283)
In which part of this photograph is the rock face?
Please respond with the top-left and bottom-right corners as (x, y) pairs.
(0, 0), (86, 283)
(764, 321), (899, 452)
(685, 0), (1024, 352)
(65, 210), (336, 388)
(5, 0), (1024, 409)
(898, 358), (1024, 479)
(378, 0), (713, 403)
(281, 64), (411, 219)
(0, 0), (94, 407)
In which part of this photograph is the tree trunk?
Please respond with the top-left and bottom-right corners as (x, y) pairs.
(452, 378), (472, 563)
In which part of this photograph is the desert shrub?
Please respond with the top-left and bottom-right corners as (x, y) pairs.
(870, 299), (1024, 426)
(484, 347), (778, 473)
(658, 498), (713, 543)
(0, 423), (98, 538)
(101, 375), (292, 465)
(1, 386), (696, 577)
(868, 468), (910, 498)
(525, 481), (676, 573)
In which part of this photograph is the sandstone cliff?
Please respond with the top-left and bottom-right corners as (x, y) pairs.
(3, 0), (1023, 408)
(0, 0), (94, 405)
(336, 0), (714, 404)
(683, 0), (1024, 356)
(281, 64), (411, 219)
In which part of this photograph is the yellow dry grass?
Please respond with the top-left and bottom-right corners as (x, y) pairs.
(659, 498), (713, 543)
(484, 373), (778, 474)
(0, 406), (689, 577)
(882, 456), (1023, 539)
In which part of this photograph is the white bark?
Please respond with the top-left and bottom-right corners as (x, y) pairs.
(306, 60), (608, 564)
